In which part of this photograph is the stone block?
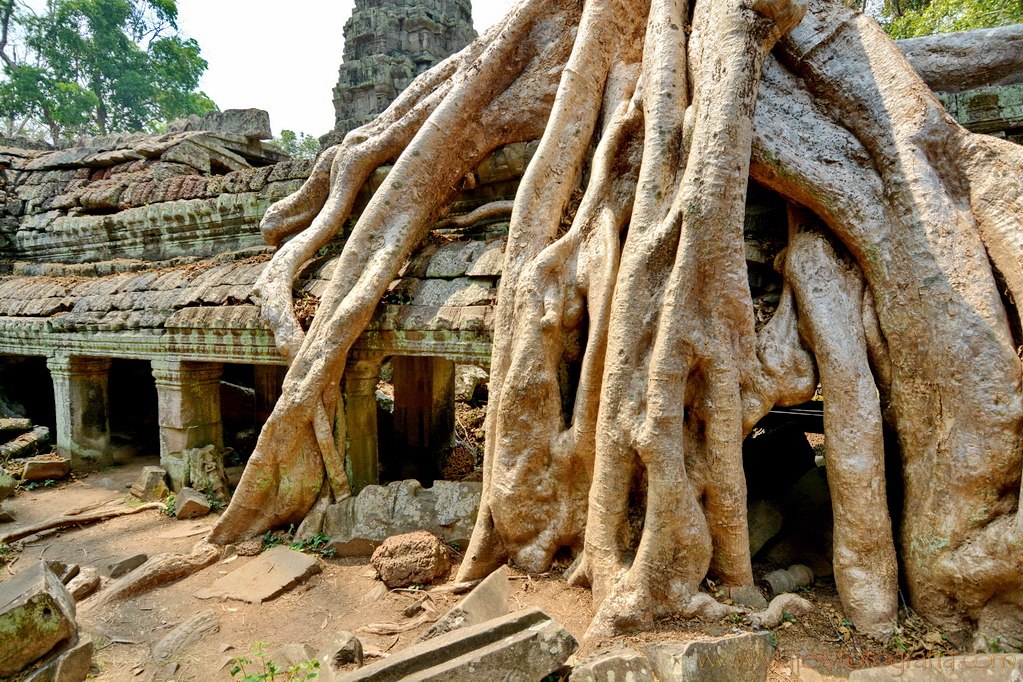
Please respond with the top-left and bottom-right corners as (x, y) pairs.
(642, 632), (775, 682)
(129, 466), (170, 501)
(23, 635), (93, 682)
(322, 480), (481, 555)
(0, 418), (32, 432)
(337, 608), (577, 682)
(848, 653), (1023, 681)
(152, 611), (219, 664)
(65, 569), (100, 602)
(0, 427), (51, 461)
(418, 566), (509, 642)
(194, 546), (321, 604)
(21, 457), (70, 483)
(268, 643), (317, 671)
(174, 487), (211, 519)
(318, 632), (364, 673)
(570, 648), (655, 682)
(371, 531), (451, 589)
(0, 562), (78, 678)
(102, 554), (147, 579)
(0, 471), (15, 502)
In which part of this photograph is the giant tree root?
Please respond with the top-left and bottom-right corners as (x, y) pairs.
(210, 0), (1023, 648)
(0, 502), (165, 544)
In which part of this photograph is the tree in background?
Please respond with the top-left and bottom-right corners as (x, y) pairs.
(881, 0), (1023, 37)
(0, 0), (216, 143)
(272, 130), (321, 161)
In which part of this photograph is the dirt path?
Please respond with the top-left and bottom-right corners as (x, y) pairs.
(0, 458), (923, 680)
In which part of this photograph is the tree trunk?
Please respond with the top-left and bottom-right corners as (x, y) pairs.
(209, 0), (1023, 649)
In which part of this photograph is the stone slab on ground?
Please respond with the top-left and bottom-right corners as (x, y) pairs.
(21, 455), (69, 482)
(642, 632), (775, 682)
(0, 562), (78, 678)
(337, 608), (577, 682)
(848, 653), (1023, 681)
(417, 565), (509, 642)
(152, 611), (219, 664)
(194, 546), (322, 604)
(570, 647), (655, 682)
(23, 635), (93, 682)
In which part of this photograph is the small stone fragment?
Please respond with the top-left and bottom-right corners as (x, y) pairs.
(66, 569), (100, 602)
(0, 508), (15, 523)
(269, 643), (317, 671)
(319, 631), (364, 672)
(46, 561), (80, 585)
(174, 487), (211, 519)
(129, 466), (170, 502)
(0, 471), (16, 502)
(21, 457), (70, 483)
(23, 635), (94, 682)
(370, 531), (451, 589)
(102, 554), (148, 579)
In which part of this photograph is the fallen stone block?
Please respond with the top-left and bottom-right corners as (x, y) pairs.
(174, 487), (211, 519)
(848, 653), (1023, 681)
(371, 531), (451, 589)
(66, 569), (100, 602)
(102, 554), (148, 579)
(337, 608), (577, 682)
(318, 631), (364, 673)
(45, 561), (79, 585)
(194, 546), (321, 604)
(0, 562), (78, 678)
(417, 565), (509, 642)
(21, 455), (70, 483)
(323, 479), (481, 556)
(152, 611), (219, 665)
(642, 632), (775, 682)
(0, 428), (52, 463)
(23, 635), (93, 682)
(129, 466), (170, 502)
(570, 648), (655, 682)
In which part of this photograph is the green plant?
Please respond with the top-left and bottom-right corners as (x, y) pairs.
(163, 493), (176, 517)
(289, 533), (336, 559)
(0, 542), (19, 567)
(202, 487), (225, 512)
(229, 642), (319, 681)
(23, 479), (55, 490)
(983, 635), (1006, 654)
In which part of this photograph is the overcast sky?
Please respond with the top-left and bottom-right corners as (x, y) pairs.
(174, 1), (519, 139)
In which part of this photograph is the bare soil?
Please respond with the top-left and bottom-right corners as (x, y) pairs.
(0, 458), (952, 681)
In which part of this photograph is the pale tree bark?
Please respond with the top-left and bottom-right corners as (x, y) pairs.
(189, 0), (1023, 650)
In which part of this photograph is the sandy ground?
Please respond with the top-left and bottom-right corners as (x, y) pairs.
(0, 457), (941, 681)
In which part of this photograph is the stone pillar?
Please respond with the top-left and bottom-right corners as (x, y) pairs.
(254, 364), (287, 425)
(47, 355), (112, 468)
(345, 357), (382, 494)
(392, 356), (455, 481)
(151, 360), (223, 490)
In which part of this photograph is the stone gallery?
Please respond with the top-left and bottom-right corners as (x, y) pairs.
(0, 0), (1022, 679)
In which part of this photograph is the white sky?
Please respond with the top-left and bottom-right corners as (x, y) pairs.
(175, 1), (519, 138)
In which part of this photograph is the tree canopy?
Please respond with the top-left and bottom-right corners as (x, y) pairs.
(272, 130), (321, 161)
(881, 0), (1023, 38)
(0, 0), (216, 143)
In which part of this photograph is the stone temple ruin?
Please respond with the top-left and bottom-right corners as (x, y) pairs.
(0, 1), (1019, 677)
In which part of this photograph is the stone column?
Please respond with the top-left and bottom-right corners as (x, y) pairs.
(392, 356), (455, 481)
(254, 364), (287, 425)
(47, 355), (113, 468)
(151, 360), (223, 490)
(344, 357), (383, 494)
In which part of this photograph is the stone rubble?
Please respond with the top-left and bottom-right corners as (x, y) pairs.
(370, 530), (452, 589)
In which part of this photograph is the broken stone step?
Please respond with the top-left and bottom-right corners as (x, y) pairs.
(337, 608), (577, 682)
(0, 427), (51, 462)
(0, 562), (78, 678)
(0, 418), (32, 432)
